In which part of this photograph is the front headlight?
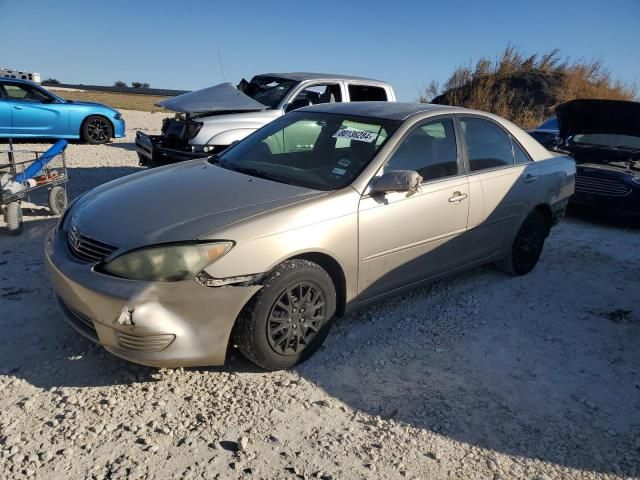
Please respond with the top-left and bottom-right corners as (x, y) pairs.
(114, 112), (122, 120)
(102, 242), (232, 281)
(631, 175), (640, 185)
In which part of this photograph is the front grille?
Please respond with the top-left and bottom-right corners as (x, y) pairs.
(575, 175), (632, 197)
(68, 226), (118, 263)
(116, 331), (175, 352)
(57, 297), (99, 343)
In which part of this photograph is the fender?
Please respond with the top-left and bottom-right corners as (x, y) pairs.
(207, 128), (259, 146)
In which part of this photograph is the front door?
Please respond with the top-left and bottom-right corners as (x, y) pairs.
(0, 96), (10, 136)
(3, 82), (66, 137)
(358, 117), (470, 300)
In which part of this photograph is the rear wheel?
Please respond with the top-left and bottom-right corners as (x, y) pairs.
(232, 259), (337, 370)
(82, 115), (113, 144)
(496, 210), (548, 276)
(48, 186), (68, 216)
(5, 201), (23, 235)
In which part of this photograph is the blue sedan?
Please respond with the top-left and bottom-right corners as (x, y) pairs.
(0, 78), (125, 144)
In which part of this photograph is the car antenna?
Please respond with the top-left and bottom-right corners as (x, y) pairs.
(217, 48), (227, 82)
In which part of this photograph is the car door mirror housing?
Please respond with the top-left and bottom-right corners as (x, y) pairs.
(285, 98), (311, 113)
(369, 170), (423, 194)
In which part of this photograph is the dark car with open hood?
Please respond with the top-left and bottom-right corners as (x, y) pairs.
(555, 99), (640, 219)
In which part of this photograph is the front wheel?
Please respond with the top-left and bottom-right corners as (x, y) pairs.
(232, 259), (337, 370)
(82, 115), (113, 144)
(496, 210), (549, 276)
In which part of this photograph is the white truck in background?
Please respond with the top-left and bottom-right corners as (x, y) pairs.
(135, 72), (396, 167)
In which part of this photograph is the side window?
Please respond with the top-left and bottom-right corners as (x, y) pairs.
(511, 138), (531, 164)
(348, 84), (387, 102)
(384, 118), (459, 182)
(292, 84), (342, 106)
(4, 84), (50, 103)
(460, 117), (515, 171)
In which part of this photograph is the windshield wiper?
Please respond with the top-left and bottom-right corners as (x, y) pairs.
(207, 154), (223, 165)
(227, 165), (292, 184)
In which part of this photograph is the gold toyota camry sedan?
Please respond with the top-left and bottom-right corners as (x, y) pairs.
(45, 102), (575, 370)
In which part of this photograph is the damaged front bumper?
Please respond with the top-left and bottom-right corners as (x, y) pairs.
(135, 131), (219, 168)
(44, 227), (261, 368)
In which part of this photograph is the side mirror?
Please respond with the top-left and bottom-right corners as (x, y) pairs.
(285, 98), (311, 113)
(369, 170), (422, 195)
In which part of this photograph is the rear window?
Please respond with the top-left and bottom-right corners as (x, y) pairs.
(348, 84), (388, 102)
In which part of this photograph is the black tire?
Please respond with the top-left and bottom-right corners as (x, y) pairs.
(82, 115), (113, 144)
(5, 201), (23, 235)
(496, 210), (549, 276)
(232, 259), (337, 370)
(48, 186), (68, 216)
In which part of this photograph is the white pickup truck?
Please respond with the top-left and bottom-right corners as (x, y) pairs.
(135, 72), (396, 167)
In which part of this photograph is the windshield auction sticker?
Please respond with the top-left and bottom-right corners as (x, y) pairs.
(333, 128), (377, 143)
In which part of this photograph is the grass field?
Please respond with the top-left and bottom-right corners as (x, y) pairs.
(51, 89), (169, 112)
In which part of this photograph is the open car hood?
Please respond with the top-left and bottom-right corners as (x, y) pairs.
(156, 82), (268, 114)
(556, 99), (640, 141)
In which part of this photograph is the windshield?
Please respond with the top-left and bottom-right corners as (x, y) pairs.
(217, 112), (401, 190)
(569, 133), (640, 151)
(538, 117), (558, 130)
(241, 76), (298, 109)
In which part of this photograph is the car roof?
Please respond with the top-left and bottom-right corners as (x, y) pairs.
(299, 101), (466, 121)
(0, 76), (39, 87)
(255, 72), (388, 84)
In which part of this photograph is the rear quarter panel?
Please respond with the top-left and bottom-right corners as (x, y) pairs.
(535, 154), (576, 208)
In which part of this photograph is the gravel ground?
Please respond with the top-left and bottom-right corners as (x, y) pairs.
(1, 110), (639, 479)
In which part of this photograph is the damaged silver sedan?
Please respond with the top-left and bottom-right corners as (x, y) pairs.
(46, 102), (574, 370)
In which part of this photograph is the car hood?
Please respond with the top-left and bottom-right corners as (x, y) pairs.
(70, 160), (324, 252)
(556, 99), (640, 141)
(67, 100), (116, 111)
(156, 82), (268, 114)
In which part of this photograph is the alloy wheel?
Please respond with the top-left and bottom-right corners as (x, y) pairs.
(267, 282), (326, 355)
(87, 119), (110, 143)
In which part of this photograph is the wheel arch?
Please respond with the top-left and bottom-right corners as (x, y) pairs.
(288, 252), (347, 317)
(533, 203), (553, 235)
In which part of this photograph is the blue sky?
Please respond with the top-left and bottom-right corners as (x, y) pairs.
(1, 0), (638, 101)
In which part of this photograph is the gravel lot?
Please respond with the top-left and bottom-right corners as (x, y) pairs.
(1, 110), (639, 479)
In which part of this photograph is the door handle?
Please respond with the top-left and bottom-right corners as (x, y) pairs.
(524, 174), (538, 183)
(13, 106), (23, 110)
(448, 191), (468, 202)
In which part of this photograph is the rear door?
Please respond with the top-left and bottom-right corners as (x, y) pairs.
(457, 115), (541, 259)
(357, 116), (470, 300)
(2, 82), (67, 136)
